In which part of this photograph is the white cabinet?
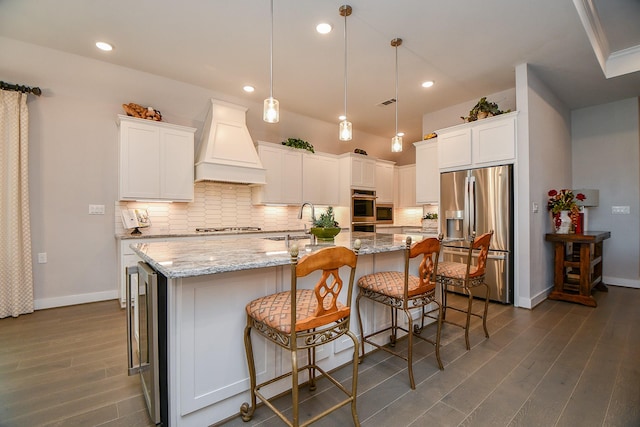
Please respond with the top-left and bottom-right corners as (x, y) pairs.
(397, 164), (417, 207)
(340, 153), (376, 189)
(303, 152), (340, 205)
(252, 142), (303, 205)
(437, 111), (517, 171)
(414, 140), (439, 204)
(118, 115), (196, 202)
(375, 160), (396, 204)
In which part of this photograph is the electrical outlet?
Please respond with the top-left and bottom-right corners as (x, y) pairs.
(38, 252), (47, 263)
(611, 206), (630, 214)
(532, 202), (539, 213)
(89, 204), (105, 215)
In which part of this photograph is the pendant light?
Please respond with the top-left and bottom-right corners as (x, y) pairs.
(263, 0), (279, 123)
(391, 38), (403, 152)
(339, 5), (352, 141)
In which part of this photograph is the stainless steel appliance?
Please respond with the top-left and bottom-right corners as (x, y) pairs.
(352, 189), (376, 232)
(439, 165), (513, 303)
(375, 203), (394, 224)
(126, 262), (166, 425)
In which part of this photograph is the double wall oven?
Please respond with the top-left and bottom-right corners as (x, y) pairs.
(351, 189), (376, 232)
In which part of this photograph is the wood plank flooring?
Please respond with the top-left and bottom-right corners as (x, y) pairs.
(1, 285), (638, 427)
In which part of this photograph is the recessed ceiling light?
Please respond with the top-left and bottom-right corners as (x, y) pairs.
(316, 23), (332, 34)
(421, 80), (434, 88)
(243, 85), (255, 93)
(95, 41), (113, 51)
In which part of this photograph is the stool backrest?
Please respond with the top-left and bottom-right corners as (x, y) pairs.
(405, 235), (443, 297)
(291, 245), (359, 332)
(467, 231), (493, 278)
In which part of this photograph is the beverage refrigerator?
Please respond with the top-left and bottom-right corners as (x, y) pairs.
(439, 165), (514, 304)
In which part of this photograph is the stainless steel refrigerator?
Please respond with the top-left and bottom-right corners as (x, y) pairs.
(439, 165), (513, 304)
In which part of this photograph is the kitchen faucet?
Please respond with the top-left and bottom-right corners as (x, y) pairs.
(298, 202), (316, 244)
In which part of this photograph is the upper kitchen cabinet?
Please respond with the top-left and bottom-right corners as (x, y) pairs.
(375, 160), (395, 204)
(118, 115), (196, 202)
(303, 151), (339, 206)
(397, 164), (418, 207)
(437, 111), (517, 172)
(339, 153), (376, 189)
(414, 139), (439, 204)
(251, 141), (303, 205)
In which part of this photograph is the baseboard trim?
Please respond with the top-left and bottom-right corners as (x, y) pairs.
(34, 290), (119, 310)
(603, 276), (640, 289)
(517, 285), (553, 309)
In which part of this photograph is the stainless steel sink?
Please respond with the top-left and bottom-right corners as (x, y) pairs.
(263, 235), (310, 241)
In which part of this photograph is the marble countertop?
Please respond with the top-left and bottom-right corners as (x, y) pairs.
(131, 231), (433, 279)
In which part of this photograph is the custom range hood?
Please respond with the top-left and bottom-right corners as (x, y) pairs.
(195, 99), (266, 185)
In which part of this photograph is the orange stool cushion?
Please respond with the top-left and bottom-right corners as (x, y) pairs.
(357, 271), (432, 298)
(246, 290), (346, 334)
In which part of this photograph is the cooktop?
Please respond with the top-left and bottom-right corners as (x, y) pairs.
(195, 227), (262, 233)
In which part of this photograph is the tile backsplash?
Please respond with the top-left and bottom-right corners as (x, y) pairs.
(115, 181), (424, 235)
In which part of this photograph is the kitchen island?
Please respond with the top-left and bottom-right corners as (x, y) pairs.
(130, 231), (435, 427)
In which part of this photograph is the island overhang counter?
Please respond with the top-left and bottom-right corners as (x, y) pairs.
(130, 231), (435, 427)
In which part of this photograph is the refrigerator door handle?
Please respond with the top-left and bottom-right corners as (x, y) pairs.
(463, 176), (470, 237)
(469, 175), (476, 236)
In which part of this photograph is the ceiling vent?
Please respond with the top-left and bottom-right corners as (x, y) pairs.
(377, 98), (397, 106)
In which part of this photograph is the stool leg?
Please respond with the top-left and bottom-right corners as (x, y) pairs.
(434, 302), (444, 370)
(403, 308), (416, 390)
(347, 330), (361, 427)
(482, 282), (490, 338)
(291, 350), (299, 426)
(308, 346), (316, 391)
(389, 307), (397, 347)
(464, 290), (473, 350)
(355, 293), (366, 362)
(240, 323), (256, 421)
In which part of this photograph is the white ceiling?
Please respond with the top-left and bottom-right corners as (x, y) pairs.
(1, 0), (639, 144)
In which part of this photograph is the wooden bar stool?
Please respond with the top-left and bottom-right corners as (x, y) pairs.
(241, 241), (361, 427)
(355, 236), (443, 390)
(429, 231), (493, 350)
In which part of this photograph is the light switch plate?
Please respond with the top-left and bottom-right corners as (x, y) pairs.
(89, 204), (105, 215)
(38, 252), (47, 263)
(611, 206), (630, 214)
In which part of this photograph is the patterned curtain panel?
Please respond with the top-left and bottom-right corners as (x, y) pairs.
(0, 90), (34, 318)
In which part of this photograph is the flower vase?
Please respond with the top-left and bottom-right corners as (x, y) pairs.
(553, 210), (572, 234)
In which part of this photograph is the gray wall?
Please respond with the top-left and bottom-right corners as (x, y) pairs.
(572, 98), (640, 286)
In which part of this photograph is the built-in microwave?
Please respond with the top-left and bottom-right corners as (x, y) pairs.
(352, 189), (376, 223)
(375, 203), (394, 224)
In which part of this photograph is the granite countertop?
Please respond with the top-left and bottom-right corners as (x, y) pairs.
(116, 228), (306, 240)
(131, 231), (433, 279)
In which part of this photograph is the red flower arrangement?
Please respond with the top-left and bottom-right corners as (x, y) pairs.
(547, 189), (586, 230)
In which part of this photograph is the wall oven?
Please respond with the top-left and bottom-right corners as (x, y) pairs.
(352, 189), (376, 223)
(375, 203), (394, 224)
(352, 189), (376, 232)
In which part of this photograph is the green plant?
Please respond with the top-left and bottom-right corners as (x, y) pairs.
(422, 212), (438, 220)
(313, 206), (339, 228)
(461, 97), (511, 122)
(281, 137), (314, 153)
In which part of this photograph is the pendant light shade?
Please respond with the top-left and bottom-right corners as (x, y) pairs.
(391, 38), (402, 152)
(263, 0), (279, 123)
(339, 5), (352, 141)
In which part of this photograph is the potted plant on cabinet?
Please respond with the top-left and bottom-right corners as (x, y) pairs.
(310, 207), (341, 241)
(461, 97), (510, 122)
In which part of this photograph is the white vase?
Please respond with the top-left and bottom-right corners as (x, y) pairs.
(554, 210), (572, 234)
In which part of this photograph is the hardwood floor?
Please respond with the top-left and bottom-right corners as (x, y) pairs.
(1, 285), (638, 427)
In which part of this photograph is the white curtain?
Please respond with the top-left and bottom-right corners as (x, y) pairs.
(0, 90), (34, 318)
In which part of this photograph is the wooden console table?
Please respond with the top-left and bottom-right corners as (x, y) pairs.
(545, 231), (610, 307)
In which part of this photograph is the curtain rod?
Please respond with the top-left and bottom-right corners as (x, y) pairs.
(0, 80), (41, 96)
